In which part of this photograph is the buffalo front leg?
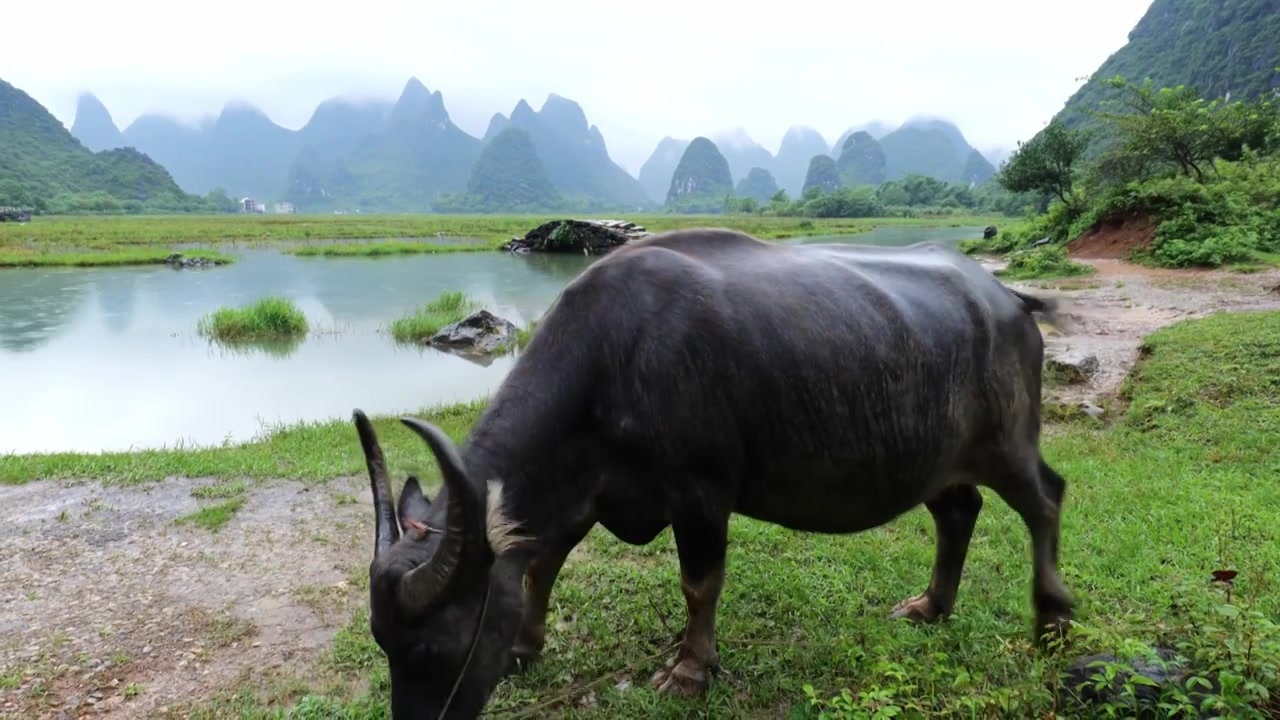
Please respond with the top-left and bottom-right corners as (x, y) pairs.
(892, 484), (984, 623)
(510, 518), (595, 669)
(651, 506), (729, 698)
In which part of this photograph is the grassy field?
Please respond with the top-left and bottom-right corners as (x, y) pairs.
(0, 213), (1001, 267)
(3, 311), (1278, 717)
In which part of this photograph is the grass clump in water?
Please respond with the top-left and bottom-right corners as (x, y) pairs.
(388, 290), (480, 343)
(197, 297), (309, 343)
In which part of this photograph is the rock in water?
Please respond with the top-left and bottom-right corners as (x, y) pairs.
(164, 253), (223, 269)
(503, 219), (648, 254)
(427, 310), (519, 354)
(983, 225), (998, 240)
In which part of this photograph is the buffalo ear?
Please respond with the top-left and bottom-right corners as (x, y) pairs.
(397, 475), (433, 530)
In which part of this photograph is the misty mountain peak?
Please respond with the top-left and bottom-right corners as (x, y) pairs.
(71, 92), (123, 152)
(539, 93), (589, 139)
(388, 78), (451, 127)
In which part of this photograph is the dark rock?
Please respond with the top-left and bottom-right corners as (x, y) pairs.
(1057, 647), (1221, 717)
(427, 309), (519, 354)
(503, 219), (648, 254)
(164, 252), (225, 269)
(983, 225), (998, 240)
(0, 206), (32, 223)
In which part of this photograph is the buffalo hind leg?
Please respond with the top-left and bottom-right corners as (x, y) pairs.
(892, 484), (984, 623)
(510, 518), (595, 670)
(651, 506), (729, 698)
(991, 455), (1073, 641)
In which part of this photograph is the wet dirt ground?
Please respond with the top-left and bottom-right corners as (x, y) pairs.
(3, 258), (1280, 718)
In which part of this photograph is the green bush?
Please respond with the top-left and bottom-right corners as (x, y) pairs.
(999, 244), (1094, 280)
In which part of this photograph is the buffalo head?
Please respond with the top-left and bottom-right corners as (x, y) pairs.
(352, 409), (526, 719)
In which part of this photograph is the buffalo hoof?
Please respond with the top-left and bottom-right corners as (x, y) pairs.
(1034, 613), (1073, 648)
(889, 593), (949, 623)
(651, 658), (711, 697)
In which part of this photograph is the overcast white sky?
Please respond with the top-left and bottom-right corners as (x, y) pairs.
(3, 0), (1152, 175)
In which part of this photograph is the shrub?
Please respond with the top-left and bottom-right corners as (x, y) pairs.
(999, 245), (1094, 280)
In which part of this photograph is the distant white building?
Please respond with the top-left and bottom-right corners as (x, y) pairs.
(239, 197), (265, 214)
(273, 201), (296, 214)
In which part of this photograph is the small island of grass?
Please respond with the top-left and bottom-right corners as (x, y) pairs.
(0, 247), (233, 268)
(197, 296), (310, 343)
(285, 239), (501, 258)
(389, 291), (480, 344)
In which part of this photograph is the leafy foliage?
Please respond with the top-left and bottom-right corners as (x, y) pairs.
(988, 72), (1280, 269)
(1090, 76), (1280, 182)
(998, 120), (1090, 205)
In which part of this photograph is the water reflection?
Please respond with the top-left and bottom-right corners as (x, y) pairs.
(0, 269), (93, 352)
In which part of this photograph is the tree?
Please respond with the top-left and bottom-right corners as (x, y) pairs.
(1091, 75), (1280, 182)
(997, 120), (1088, 204)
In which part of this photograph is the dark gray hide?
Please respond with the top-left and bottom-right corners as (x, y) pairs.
(354, 228), (1073, 719)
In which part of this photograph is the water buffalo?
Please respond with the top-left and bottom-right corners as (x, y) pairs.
(353, 228), (1073, 718)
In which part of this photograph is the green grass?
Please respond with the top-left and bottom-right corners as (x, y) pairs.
(0, 246), (233, 268)
(196, 296), (310, 343)
(996, 245), (1096, 281)
(4, 311), (1280, 716)
(284, 239), (502, 257)
(388, 290), (482, 344)
(175, 497), (245, 532)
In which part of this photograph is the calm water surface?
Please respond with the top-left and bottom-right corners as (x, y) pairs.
(0, 225), (981, 453)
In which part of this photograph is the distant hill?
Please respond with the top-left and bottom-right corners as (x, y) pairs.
(735, 167), (779, 202)
(772, 126), (830, 196)
(878, 117), (994, 184)
(835, 131), (888, 186)
(435, 127), (561, 213)
(485, 94), (649, 208)
(833, 121), (897, 154)
(802, 155), (841, 194)
(70, 93), (123, 152)
(1051, 0), (1280, 138)
(712, 128), (776, 184)
(638, 137), (690, 204)
(666, 137), (733, 212)
(0, 77), (200, 212)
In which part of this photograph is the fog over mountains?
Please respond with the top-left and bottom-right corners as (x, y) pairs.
(63, 78), (1002, 211)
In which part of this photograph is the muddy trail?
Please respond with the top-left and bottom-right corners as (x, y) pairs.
(0, 477), (371, 719)
(3, 258), (1280, 719)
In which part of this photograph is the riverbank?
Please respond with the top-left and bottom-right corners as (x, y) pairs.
(3, 257), (1277, 719)
(0, 213), (1000, 267)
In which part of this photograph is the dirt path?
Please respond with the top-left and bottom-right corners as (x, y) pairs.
(1000, 259), (1280, 407)
(2, 258), (1279, 718)
(0, 477), (371, 719)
